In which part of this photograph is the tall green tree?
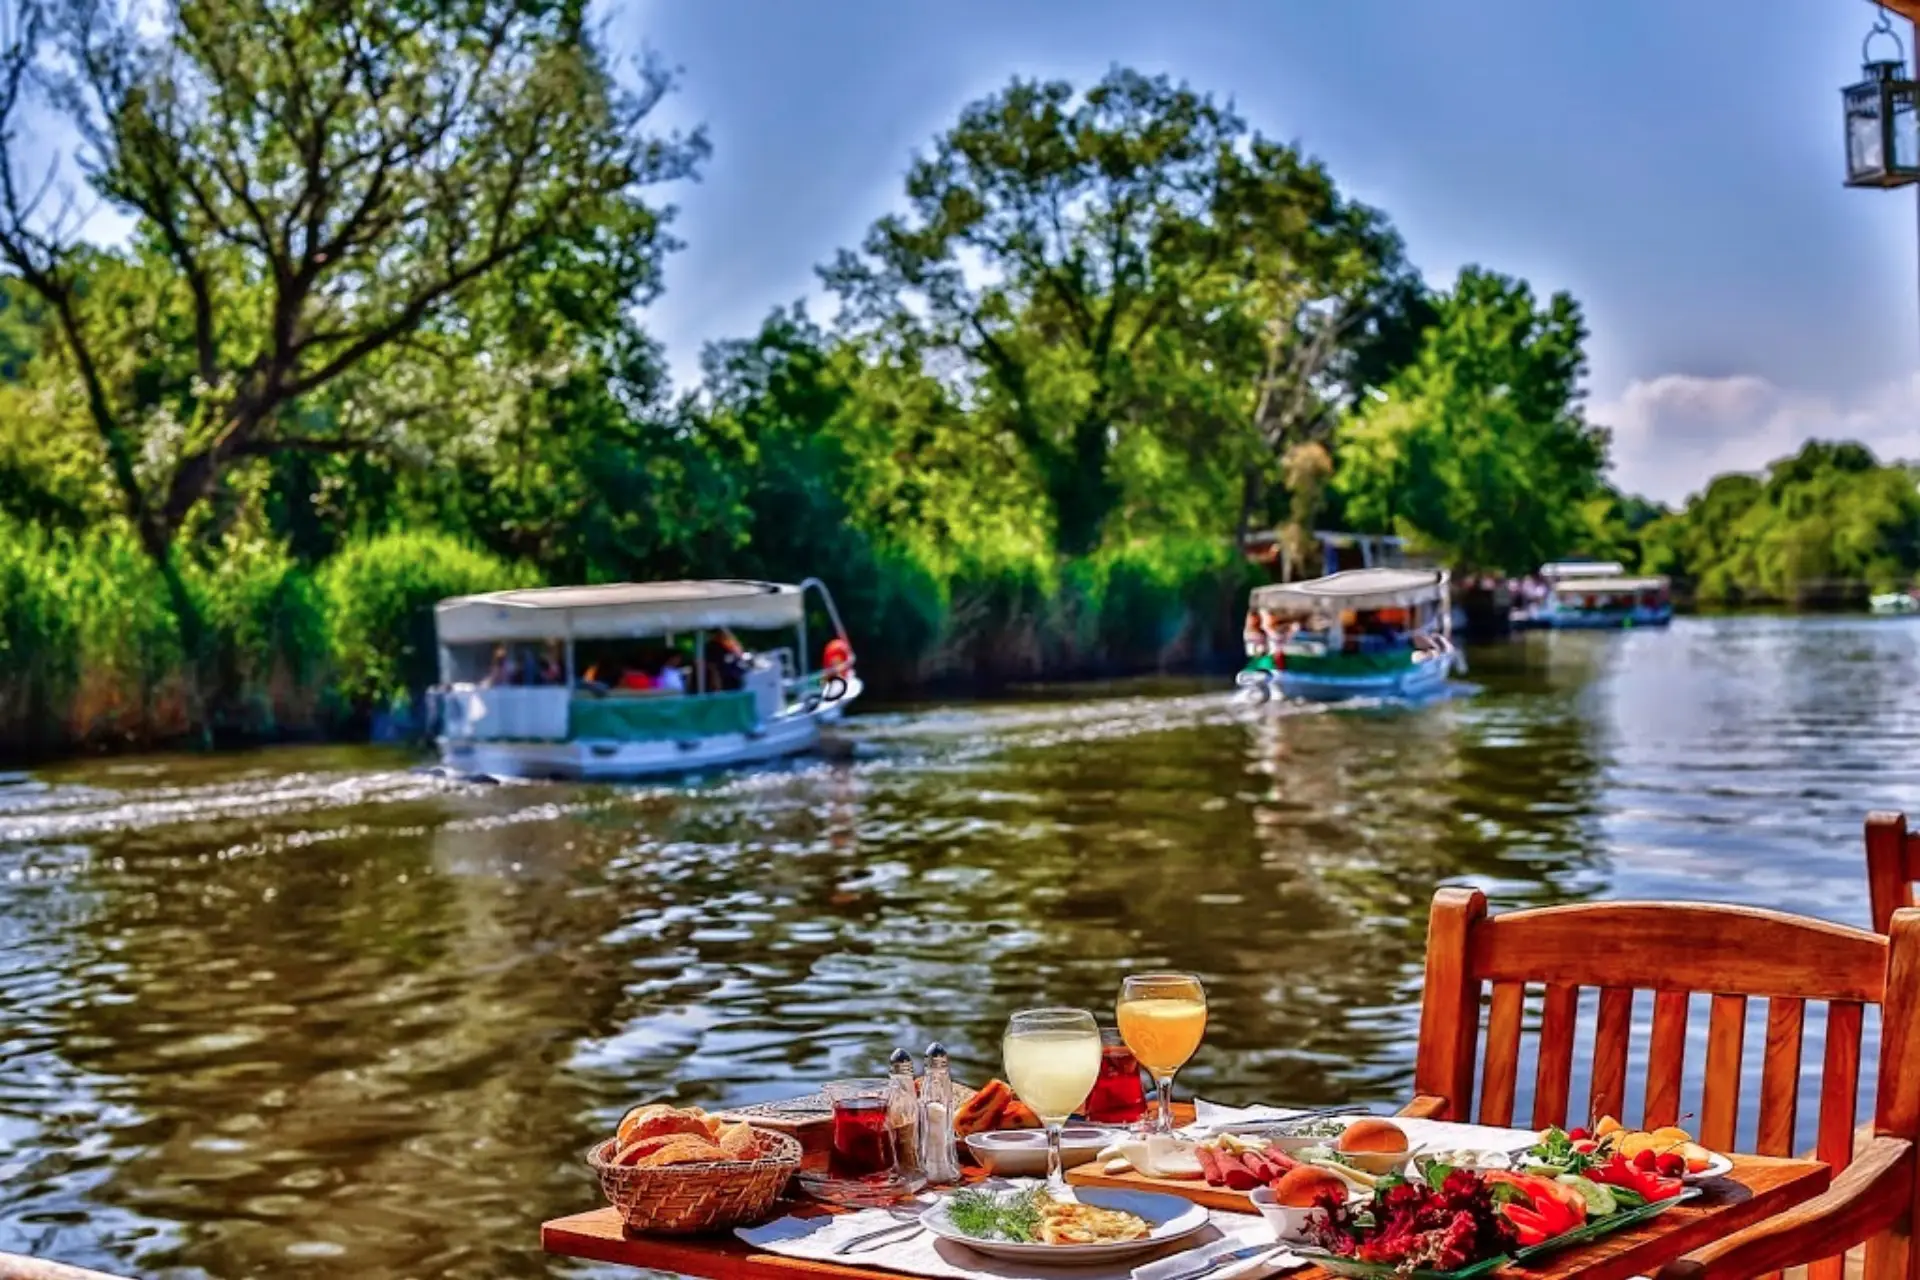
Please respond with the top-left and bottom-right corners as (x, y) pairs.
(1333, 267), (1608, 574)
(0, 0), (704, 648)
(823, 67), (1423, 555)
(1641, 441), (1920, 603)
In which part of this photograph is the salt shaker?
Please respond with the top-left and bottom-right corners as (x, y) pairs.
(920, 1041), (960, 1185)
(887, 1047), (922, 1175)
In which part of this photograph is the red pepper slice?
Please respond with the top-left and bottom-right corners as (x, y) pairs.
(1499, 1203), (1553, 1247)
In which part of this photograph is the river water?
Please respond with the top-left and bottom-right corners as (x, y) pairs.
(3, 616), (1919, 1278)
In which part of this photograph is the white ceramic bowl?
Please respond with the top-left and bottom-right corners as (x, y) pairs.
(1249, 1186), (1354, 1242)
(964, 1126), (1113, 1177)
(1335, 1147), (1414, 1175)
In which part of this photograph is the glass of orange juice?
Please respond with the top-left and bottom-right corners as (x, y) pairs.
(1116, 972), (1207, 1135)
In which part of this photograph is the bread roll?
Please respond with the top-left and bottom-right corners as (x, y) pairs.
(618, 1104), (714, 1147)
(636, 1136), (728, 1168)
(717, 1121), (760, 1159)
(1336, 1118), (1409, 1154)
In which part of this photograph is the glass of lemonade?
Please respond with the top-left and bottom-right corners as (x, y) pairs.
(1116, 972), (1207, 1135)
(1003, 1007), (1102, 1193)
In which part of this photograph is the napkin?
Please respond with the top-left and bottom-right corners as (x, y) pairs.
(1132, 1225), (1302, 1280)
(1190, 1099), (1540, 1155)
(736, 1195), (1301, 1280)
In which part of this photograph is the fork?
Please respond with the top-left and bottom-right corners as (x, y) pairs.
(832, 1209), (926, 1256)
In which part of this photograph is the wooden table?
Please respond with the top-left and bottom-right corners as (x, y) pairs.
(542, 1153), (1830, 1280)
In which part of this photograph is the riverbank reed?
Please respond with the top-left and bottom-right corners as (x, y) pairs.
(2, 519), (1258, 760)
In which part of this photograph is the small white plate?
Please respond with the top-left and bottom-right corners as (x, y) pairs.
(920, 1187), (1208, 1265)
(1683, 1151), (1735, 1183)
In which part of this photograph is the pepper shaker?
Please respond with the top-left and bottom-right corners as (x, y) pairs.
(920, 1041), (960, 1184)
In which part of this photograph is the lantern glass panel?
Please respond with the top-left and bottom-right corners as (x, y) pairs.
(1893, 82), (1920, 173)
(1848, 85), (1886, 180)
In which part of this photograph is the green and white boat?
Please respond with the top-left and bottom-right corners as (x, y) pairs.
(432, 579), (860, 780)
(1237, 568), (1459, 703)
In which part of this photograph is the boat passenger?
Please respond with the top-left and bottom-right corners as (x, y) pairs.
(656, 652), (689, 695)
(1259, 609), (1286, 653)
(823, 635), (854, 677)
(705, 634), (747, 691)
(484, 644), (513, 687)
(618, 665), (655, 692)
(537, 640), (565, 686)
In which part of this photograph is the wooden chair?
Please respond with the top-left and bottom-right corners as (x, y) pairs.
(1867, 811), (1919, 935)
(1408, 887), (1920, 1280)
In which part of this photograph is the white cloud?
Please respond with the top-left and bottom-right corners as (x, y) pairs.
(1591, 372), (1920, 506)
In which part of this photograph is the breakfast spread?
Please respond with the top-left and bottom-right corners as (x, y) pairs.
(575, 981), (1735, 1274)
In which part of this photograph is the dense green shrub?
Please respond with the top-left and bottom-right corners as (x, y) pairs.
(0, 519), (83, 745)
(187, 539), (328, 736)
(318, 532), (536, 710)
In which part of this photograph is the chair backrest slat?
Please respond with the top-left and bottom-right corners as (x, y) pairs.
(1645, 990), (1690, 1130)
(1589, 986), (1633, 1125)
(1469, 902), (1887, 1001)
(1479, 980), (1524, 1127)
(1532, 983), (1578, 1129)
(1816, 1000), (1864, 1176)
(1754, 995), (1805, 1157)
(1698, 994), (1748, 1151)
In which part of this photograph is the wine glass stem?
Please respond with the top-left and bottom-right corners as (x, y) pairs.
(1155, 1070), (1177, 1133)
(1045, 1122), (1065, 1194)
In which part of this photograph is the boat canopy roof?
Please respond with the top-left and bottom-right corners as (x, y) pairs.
(436, 580), (803, 644)
(1250, 567), (1449, 614)
(1540, 560), (1626, 580)
(1549, 575), (1669, 594)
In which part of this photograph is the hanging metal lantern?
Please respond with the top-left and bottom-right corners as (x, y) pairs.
(1844, 11), (1920, 188)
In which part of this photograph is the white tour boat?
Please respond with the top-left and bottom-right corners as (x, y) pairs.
(431, 579), (861, 780)
(1514, 561), (1673, 630)
(1237, 567), (1460, 703)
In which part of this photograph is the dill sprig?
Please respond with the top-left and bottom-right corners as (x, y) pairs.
(946, 1186), (1045, 1242)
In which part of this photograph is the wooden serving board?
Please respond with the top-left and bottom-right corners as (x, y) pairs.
(1063, 1161), (1257, 1213)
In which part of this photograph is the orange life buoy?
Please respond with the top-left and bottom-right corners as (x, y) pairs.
(823, 636), (854, 676)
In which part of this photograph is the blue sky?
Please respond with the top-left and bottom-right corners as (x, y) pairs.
(625, 0), (1920, 504)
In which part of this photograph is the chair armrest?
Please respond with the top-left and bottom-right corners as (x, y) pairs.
(1654, 1135), (1913, 1280)
(1397, 1095), (1450, 1120)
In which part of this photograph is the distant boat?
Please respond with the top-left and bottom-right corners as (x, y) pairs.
(432, 579), (861, 781)
(1513, 561), (1673, 631)
(1871, 591), (1919, 615)
(1237, 568), (1460, 703)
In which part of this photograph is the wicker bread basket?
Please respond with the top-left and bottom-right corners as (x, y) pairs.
(588, 1127), (801, 1234)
